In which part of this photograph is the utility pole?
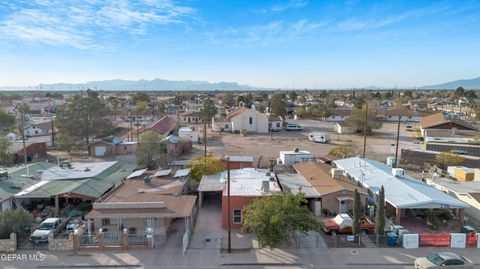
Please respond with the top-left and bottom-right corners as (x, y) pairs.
(362, 103), (368, 158)
(51, 120), (55, 147)
(393, 116), (401, 168)
(19, 105), (27, 164)
(226, 155), (231, 253)
(204, 119), (207, 157)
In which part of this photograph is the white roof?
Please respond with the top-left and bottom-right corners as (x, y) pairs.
(228, 156), (254, 162)
(276, 173), (321, 198)
(334, 157), (468, 209)
(173, 168), (191, 178)
(280, 150), (311, 155)
(221, 168), (281, 196)
(41, 161), (117, 181)
(126, 168), (148, 179)
(179, 127), (193, 132)
(153, 169), (172, 177)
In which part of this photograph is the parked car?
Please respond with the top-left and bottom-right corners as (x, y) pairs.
(308, 133), (330, 143)
(322, 213), (375, 235)
(414, 252), (473, 269)
(30, 218), (62, 243)
(66, 219), (85, 234)
(286, 124), (303, 131)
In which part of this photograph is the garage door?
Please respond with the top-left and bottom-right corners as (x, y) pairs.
(95, 146), (106, 156)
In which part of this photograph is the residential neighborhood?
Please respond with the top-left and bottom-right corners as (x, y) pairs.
(1, 1), (480, 268)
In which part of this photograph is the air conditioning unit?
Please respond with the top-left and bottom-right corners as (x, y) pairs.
(392, 168), (405, 177)
(331, 168), (343, 179)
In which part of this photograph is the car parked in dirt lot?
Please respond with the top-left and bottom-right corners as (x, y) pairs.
(30, 218), (63, 243)
(414, 252), (473, 269)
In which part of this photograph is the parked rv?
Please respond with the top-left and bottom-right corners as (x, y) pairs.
(308, 133), (330, 143)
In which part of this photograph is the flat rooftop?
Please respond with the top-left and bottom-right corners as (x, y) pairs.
(427, 177), (480, 195)
(276, 173), (320, 198)
(334, 157), (468, 209)
(42, 161), (118, 181)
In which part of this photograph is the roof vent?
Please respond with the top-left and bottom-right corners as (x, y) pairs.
(84, 167), (90, 172)
(294, 148), (299, 153)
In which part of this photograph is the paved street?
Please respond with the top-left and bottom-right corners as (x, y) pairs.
(2, 247), (480, 269)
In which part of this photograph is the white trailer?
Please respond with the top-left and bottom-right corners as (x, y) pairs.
(308, 133), (330, 143)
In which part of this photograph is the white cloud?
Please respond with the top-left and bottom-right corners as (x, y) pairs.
(258, 0), (308, 13)
(0, 0), (195, 49)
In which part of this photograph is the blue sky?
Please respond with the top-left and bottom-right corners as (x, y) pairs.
(0, 0), (479, 88)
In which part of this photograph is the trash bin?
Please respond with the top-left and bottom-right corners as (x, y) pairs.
(461, 225), (475, 234)
(387, 232), (398, 246)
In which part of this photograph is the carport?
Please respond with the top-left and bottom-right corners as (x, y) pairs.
(198, 172), (224, 208)
(334, 157), (469, 225)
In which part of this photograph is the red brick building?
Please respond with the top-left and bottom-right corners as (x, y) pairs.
(222, 156), (254, 170)
(8, 141), (47, 163)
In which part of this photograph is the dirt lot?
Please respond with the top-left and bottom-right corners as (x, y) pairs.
(203, 120), (424, 167)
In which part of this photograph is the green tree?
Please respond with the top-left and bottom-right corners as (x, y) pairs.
(270, 94), (287, 117)
(0, 138), (15, 165)
(374, 186), (385, 237)
(0, 110), (15, 131)
(328, 145), (358, 158)
(289, 91), (297, 102)
(403, 90), (413, 99)
(134, 101), (149, 119)
(136, 130), (167, 169)
(352, 189), (362, 235)
(55, 96), (111, 145)
(435, 151), (465, 169)
(131, 92), (151, 104)
(85, 88), (99, 98)
(243, 192), (320, 249)
(56, 133), (76, 153)
(347, 105), (382, 133)
(0, 208), (33, 238)
(464, 90), (477, 100)
(200, 99), (218, 120)
(454, 86), (465, 98)
(222, 92), (235, 107)
(352, 96), (365, 109)
(188, 156), (224, 181)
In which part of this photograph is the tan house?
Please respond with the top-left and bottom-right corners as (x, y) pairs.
(86, 170), (197, 247)
(293, 162), (368, 216)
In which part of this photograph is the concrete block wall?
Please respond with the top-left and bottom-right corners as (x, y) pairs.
(0, 233), (17, 253)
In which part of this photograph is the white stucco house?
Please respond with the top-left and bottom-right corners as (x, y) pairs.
(212, 107), (269, 133)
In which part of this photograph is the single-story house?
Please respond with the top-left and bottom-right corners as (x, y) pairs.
(292, 162), (368, 216)
(379, 109), (434, 122)
(88, 136), (137, 157)
(326, 109), (352, 122)
(85, 173), (196, 248)
(268, 115), (283, 131)
(278, 150), (312, 165)
(180, 111), (201, 124)
(7, 141), (47, 163)
(162, 134), (192, 157)
(424, 129), (480, 157)
(223, 156), (254, 169)
(334, 157), (469, 225)
(420, 112), (477, 137)
(139, 115), (179, 136)
(178, 127), (199, 143)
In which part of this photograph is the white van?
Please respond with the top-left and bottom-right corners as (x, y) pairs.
(308, 133), (330, 143)
(286, 124), (303, 131)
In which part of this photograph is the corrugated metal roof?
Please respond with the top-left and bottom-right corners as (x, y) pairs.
(334, 157), (468, 209)
(276, 173), (321, 198)
(15, 162), (135, 199)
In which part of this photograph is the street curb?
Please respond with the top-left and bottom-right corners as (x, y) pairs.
(37, 265), (141, 268)
(221, 263), (302, 266)
(347, 263), (414, 266)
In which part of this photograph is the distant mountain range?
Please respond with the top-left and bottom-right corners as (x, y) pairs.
(35, 78), (258, 91)
(422, 76), (480, 89)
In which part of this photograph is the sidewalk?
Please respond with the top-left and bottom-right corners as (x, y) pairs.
(2, 247), (480, 268)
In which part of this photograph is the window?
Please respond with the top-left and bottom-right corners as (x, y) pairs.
(225, 124), (229, 129)
(124, 146), (127, 150)
(276, 123), (280, 127)
(249, 117), (253, 124)
(102, 218), (110, 226)
(233, 209), (242, 224)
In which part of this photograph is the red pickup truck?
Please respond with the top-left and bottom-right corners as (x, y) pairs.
(322, 214), (375, 235)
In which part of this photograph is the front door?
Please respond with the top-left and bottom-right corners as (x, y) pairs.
(339, 200), (348, 213)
